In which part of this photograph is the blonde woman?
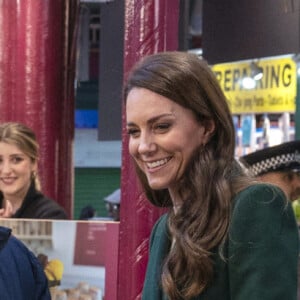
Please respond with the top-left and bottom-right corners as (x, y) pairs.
(0, 122), (67, 219)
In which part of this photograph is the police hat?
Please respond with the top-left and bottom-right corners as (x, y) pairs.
(239, 140), (300, 176)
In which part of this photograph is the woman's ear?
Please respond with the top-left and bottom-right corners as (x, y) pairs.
(202, 120), (215, 144)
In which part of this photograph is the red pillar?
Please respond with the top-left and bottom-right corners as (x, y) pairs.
(119, 1), (179, 299)
(0, 0), (79, 218)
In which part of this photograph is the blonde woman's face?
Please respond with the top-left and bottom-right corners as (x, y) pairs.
(126, 88), (212, 193)
(0, 142), (37, 200)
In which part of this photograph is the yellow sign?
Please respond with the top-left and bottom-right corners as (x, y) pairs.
(212, 57), (297, 114)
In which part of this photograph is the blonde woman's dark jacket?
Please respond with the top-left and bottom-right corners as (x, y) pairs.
(142, 183), (299, 300)
(0, 182), (68, 219)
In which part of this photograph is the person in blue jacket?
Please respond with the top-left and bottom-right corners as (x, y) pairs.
(0, 226), (50, 299)
(124, 51), (299, 300)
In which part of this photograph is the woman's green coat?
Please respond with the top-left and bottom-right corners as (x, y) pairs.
(142, 184), (299, 300)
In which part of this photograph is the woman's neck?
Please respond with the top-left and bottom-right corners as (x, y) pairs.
(169, 188), (182, 213)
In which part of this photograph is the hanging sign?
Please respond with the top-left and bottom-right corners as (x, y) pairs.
(212, 56), (297, 114)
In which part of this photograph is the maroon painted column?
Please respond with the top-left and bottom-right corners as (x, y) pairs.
(118, 1), (179, 299)
(0, 0), (79, 218)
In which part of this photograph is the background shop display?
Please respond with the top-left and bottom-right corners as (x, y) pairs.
(212, 54), (297, 156)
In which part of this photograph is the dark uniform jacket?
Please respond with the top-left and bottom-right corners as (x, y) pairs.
(0, 182), (68, 219)
(142, 184), (299, 300)
(0, 226), (51, 299)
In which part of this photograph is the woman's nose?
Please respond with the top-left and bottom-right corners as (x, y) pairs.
(138, 133), (156, 154)
(0, 160), (12, 173)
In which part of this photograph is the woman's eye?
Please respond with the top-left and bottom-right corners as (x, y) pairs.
(155, 123), (171, 131)
(11, 156), (23, 164)
(127, 128), (140, 137)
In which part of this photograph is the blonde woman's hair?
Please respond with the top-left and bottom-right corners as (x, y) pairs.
(0, 122), (41, 190)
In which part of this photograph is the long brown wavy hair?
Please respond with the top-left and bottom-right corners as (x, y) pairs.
(124, 51), (253, 299)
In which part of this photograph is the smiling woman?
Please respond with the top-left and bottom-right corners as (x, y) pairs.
(124, 51), (299, 300)
(0, 122), (67, 219)
(126, 88), (214, 202)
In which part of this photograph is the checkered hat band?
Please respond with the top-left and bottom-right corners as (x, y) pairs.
(249, 153), (295, 176)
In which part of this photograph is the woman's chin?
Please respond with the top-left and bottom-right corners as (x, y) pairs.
(147, 180), (168, 191)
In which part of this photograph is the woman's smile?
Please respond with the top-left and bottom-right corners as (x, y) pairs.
(1, 177), (17, 185)
(145, 157), (172, 170)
